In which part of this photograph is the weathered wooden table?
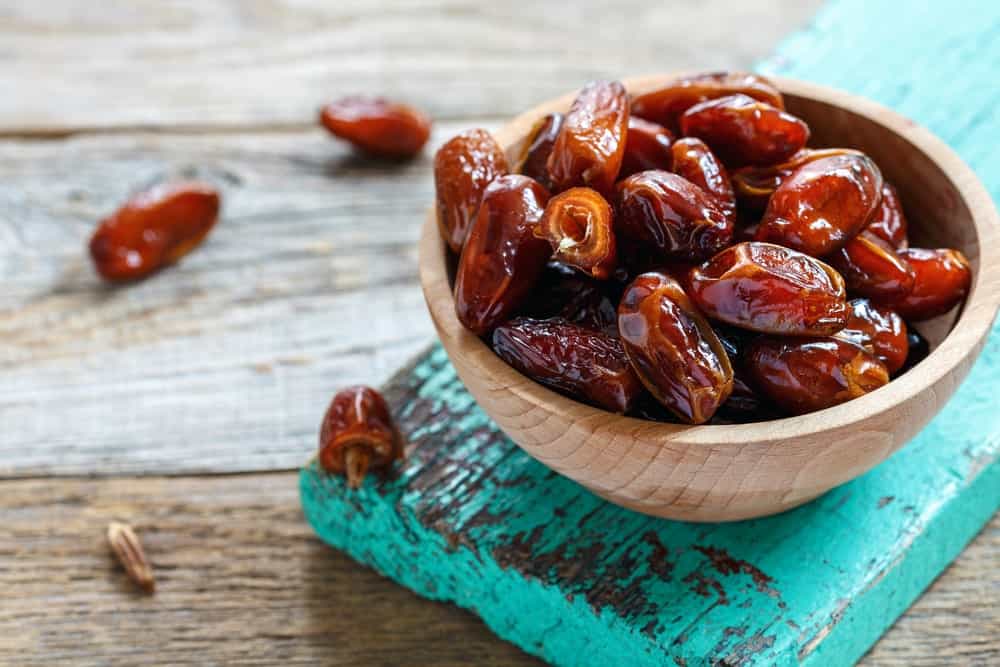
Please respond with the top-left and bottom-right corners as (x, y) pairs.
(1, 1), (996, 665)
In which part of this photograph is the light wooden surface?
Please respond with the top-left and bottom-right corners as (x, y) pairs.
(1, 0), (996, 665)
(421, 75), (1000, 521)
(2, 472), (996, 666)
(0, 0), (822, 134)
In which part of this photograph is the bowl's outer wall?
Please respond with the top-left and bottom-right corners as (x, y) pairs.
(419, 75), (1000, 521)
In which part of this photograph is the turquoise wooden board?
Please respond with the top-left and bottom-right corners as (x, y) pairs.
(302, 1), (1000, 664)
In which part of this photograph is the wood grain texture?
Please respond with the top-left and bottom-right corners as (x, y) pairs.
(301, 335), (1000, 665)
(2, 0), (998, 664)
(0, 472), (539, 666)
(0, 0), (822, 134)
(0, 123), (490, 477)
(420, 75), (1000, 521)
(1, 472), (995, 666)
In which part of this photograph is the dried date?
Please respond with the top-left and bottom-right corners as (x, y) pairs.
(631, 72), (784, 132)
(731, 148), (863, 212)
(319, 96), (431, 158)
(834, 298), (908, 374)
(746, 336), (890, 415)
(319, 386), (404, 488)
(434, 129), (510, 253)
(828, 232), (915, 300)
(615, 170), (732, 261)
(535, 187), (616, 279)
(881, 248), (971, 320)
(687, 242), (848, 335)
(864, 183), (909, 249)
(89, 182), (221, 282)
(454, 175), (551, 334)
(755, 153), (883, 256)
(619, 117), (674, 178)
(492, 317), (643, 413)
(618, 272), (733, 424)
(516, 113), (563, 190)
(680, 94), (809, 167)
(547, 80), (630, 195)
(670, 137), (736, 221)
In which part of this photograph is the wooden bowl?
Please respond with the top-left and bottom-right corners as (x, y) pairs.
(418, 74), (1000, 522)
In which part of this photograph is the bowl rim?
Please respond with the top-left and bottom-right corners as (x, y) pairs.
(419, 73), (1000, 448)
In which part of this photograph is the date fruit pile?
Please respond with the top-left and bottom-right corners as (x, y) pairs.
(435, 72), (972, 424)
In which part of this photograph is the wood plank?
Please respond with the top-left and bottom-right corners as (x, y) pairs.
(301, 336), (1000, 666)
(0, 123), (510, 477)
(0, 471), (995, 666)
(0, 472), (538, 666)
(0, 0), (823, 133)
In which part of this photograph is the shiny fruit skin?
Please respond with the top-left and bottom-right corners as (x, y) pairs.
(731, 147), (864, 212)
(618, 272), (733, 424)
(688, 242), (848, 335)
(319, 385), (403, 485)
(670, 137), (736, 222)
(631, 71), (784, 133)
(829, 232), (915, 300)
(547, 80), (630, 195)
(434, 129), (510, 254)
(865, 182), (909, 249)
(454, 175), (551, 335)
(319, 96), (431, 158)
(756, 153), (884, 257)
(492, 317), (643, 413)
(880, 248), (972, 320)
(615, 170), (732, 262)
(679, 94), (810, 168)
(619, 117), (674, 178)
(834, 298), (909, 374)
(746, 336), (890, 415)
(516, 113), (563, 190)
(89, 182), (220, 282)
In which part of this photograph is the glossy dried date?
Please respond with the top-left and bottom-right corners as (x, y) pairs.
(688, 242), (848, 335)
(680, 94), (809, 167)
(89, 182), (221, 282)
(319, 386), (404, 488)
(756, 153), (883, 256)
(619, 117), (674, 178)
(670, 137), (736, 221)
(881, 248), (972, 320)
(434, 129), (510, 253)
(615, 170), (732, 261)
(631, 72), (784, 132)
(834, 298), (908, 374)
(535, 187), (616, 279)
(547, 80), (629, 195)
(731, 148), (863, 211)
(454, 175), (551, 334)
(746, 337), (890, 415)
(864, 183), (909, 249)
(492, 317), (643, 413)
(618, 272), (733, 424)
(516, 113), (563, 190)
(829, 232), (915, 300)
(319, 96), (431, 158)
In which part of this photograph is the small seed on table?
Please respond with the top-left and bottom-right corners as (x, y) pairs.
(107, 521), (155, 594)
